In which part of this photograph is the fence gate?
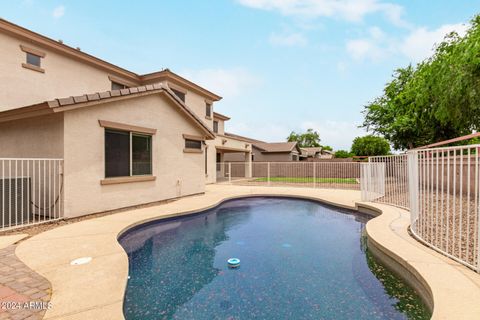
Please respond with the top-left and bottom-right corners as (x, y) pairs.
(0, 158), (64, 231)
(360, 162), (385, 201)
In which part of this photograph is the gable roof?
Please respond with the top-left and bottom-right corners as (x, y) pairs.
(0, 83), (215, 139)
(254, 142), (300, 153)
(224, 132), (265, 144)
(0, 19), (221, 101)
(213, 112), (230, 121)
(224, 132), (300, 153)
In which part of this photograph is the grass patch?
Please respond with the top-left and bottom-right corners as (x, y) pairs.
(254, 177), (358, 184)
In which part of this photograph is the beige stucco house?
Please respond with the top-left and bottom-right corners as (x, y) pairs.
(0, 19), (251, 218)
(223, 133), (301, 162)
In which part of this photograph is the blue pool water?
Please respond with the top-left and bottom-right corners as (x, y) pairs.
(119, 197), (430, 320)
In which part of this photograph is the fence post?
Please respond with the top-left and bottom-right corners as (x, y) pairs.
(407, 151), (419, 233)
(267, 162), (270, 186)
(313, 162), (316, 188)
(228, 162), (231, 183)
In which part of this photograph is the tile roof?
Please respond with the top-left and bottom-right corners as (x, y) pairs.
(0, 83), (215, 138)
(47, 83), (163, 108)
(224, 132), (265, 144)
(255, 142), (299, 153)
(224, 133), (299, 153)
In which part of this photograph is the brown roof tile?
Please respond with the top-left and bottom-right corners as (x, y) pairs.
(58, 97), (75, 106)
(14, 84), (214, 139)
(98, 91), (111, 99)
(73, 95), (88, 103)
(87, 93), (100, 101)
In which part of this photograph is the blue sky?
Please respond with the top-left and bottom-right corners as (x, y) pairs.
(1, 1), (478, 149)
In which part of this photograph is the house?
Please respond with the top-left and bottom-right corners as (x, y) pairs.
(0, 19), (251, 219)
(223, 133), (302, 162)
(300, 147), (334, 160)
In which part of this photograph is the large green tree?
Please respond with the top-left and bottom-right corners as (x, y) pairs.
(287, 129), (321, 147)
(362, 15), (480, 150)
(351, 135), (390, 156)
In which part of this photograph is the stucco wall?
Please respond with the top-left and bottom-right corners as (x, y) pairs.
(62, 93), (207, 217)
(214, 118), (225, 135)
(0, 113), (64, 158)
(0, 32), (136, 111)
(205, 141), (218, 184)
(224, 146), (296, 162)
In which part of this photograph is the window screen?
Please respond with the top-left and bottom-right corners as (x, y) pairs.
(105, 130), (130, 178)
(132, 134), (152, 175)
(185, 139), (202, 149)
(111, 82), (127, 90)
(26, 53), (41, 67)
(206, 103), (212, 117)
(171, 88), (186, 102)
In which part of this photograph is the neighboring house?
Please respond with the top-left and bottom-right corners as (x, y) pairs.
(300, 147), (334, 160)
(0, 19), (251, 218)
(223, 133), (301, 162)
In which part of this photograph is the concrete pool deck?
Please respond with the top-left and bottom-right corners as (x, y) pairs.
(3, 184), (480, 319)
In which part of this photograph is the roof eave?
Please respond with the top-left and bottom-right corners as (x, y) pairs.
(140, 70), (222, 102)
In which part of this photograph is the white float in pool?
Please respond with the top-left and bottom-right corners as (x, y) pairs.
(70, 257), (92, 266)
(227, 258), (240, 268)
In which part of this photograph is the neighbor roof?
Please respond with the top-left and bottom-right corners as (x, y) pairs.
(224, 132), (265, 144)
(0, 83), (215, 139)
(0, 19), (222, 101)
(255, 142), (299, 153)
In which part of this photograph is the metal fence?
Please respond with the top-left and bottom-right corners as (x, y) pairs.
(216, 162), (361, 190)
(0, 159), (64, 230)
(361, 146), (480, 272)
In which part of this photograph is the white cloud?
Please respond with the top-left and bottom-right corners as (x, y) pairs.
(300, 120), (366, 150)
(401, 23), (469, 62)
(180, 68), (262, 98)
(227, 121), (293, 142)
(52, 5), (65, 18)
(345, 26), (390, 62)
(237, 0), (408, 26)
(345, 23), (469, 63)
(269, 32), (307, 46)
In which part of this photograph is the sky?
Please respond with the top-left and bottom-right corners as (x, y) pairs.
(1, 1), (478, 150)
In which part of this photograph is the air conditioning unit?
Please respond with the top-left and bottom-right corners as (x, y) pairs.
(0, 178), (31, 227)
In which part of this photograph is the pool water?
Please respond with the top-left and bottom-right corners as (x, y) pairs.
(119, 197), (430, 320)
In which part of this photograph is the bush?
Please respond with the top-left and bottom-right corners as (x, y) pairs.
(334, 150), (353, 158)
(351, 135), (390, 156)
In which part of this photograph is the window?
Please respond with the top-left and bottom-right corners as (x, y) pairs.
(26, 53), (41, 67)
(111, 81), (128, 90)
(105, 129), (152, 178)
(213, 121), (219, 134)
(20, 45), (45, 73)
(171, 88), (186, 102)
(292, 154), (298, 161)
(206, 102), (212, 117)
(185, 139), (202, 150)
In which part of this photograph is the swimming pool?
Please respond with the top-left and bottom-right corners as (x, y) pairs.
(119, 197), (430, 320)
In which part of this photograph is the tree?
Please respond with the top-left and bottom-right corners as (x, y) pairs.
(287, 129), (321, 147)
(321, 145), (333, 151)
(362, 15), (480, 150)
(351, 135), (390, 156)
(334, 150), (353, 158)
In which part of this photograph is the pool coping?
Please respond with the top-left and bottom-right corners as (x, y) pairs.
(8, 185), (480, 319)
